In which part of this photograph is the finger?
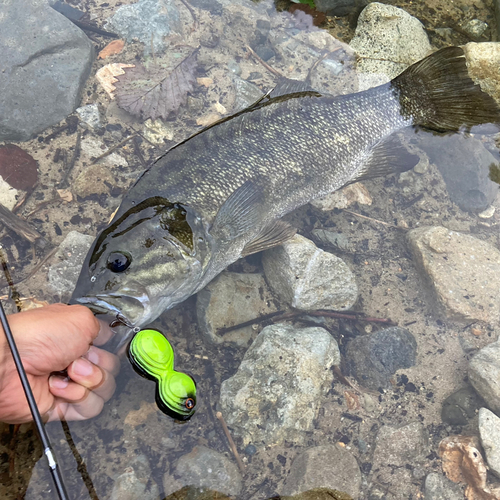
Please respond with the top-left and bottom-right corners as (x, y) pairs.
(93, 320), (115, 347)
(67, 357), (104, 389)
(49, 375), (88, 403)
(83, 346), (120, 377)
(47, 392), (105, 422)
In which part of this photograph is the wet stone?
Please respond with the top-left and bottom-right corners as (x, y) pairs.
(196, 272), (278, 347)
(465, 43), (500, 105)
(310, 229), (351, 252)
(262, 234), (358, 312)
(345, 326), (417, 390)
(110, 454), (160, 500)
(219, 324), (340, 446)
(162, 446), (242, 497)
(407, 226), (500, 325)
(424, 472), (464, 500)
(441, 387), (486, 426)
(281, 445), (361, 498)
(76, 104), (101, 130)
(0, 0), (93, 141)
(314, 0), (368, 17)
(72, 164), (116, 200)
(478, 407), (500, 478)
(469, 338), (500, 415)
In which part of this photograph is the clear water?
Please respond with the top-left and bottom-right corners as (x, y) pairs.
(1, 0), (499, 499)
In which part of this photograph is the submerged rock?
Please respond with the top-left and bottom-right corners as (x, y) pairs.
(315, 0), (367, 17)
(110, 455), (160, 500)
(407, 226), (500, 324)
(478, 407), (500, 478)
(219, 324), (339, 446)
(424, 472), (464, 500)
(262, 234), (358, 311)
(281, 445), (361, 498)
(465, 42), (500, 106)
(441, 387), (486, 426)
(0, 0), (93, 141)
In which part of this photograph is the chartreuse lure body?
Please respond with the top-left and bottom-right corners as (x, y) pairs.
(128, 329), (196, 420)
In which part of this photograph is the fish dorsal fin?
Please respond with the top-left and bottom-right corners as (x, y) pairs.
(242, 219), (297, 257)
(212, 180), (264, 241)
(348, 134), (420, 185)
(270, 77), (320, 98)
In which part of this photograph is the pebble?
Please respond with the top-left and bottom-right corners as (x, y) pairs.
(0, 0), (93, 141)
(478, 407), (500, 478)
(310, 230), (351, 252)
(441, 387), (486, 426)
(478, 206), (496, 219)
(47, 231), (95, 297)
(110, 455), (160, 500)
(407, 226), (500, 324)
(262, 234), (358, 311)
(345, 326), (417, 390)
(349, 2), (431, 79)
(72, 164), (116, 200)
(424, 472), (465, 500)
(163, 446), (242, 497)
(219, 324), (340, 446)
(196, 272), (278, 347)
(462, 19), (488, 39)
(469, 338), (500, 414)
(76, 104), (101, 129)
(0, 177), (20, 211)
(105, 0), (181, 55)
(281, 445), (361, 498)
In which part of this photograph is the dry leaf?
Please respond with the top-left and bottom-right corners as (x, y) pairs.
(344, 390), (360, 411)
(214, 101), (227, 114)
(439, 435), (500, 500)
(108, 206), (119, 224)
(196, 113), (221, 127)
(124, 401), (158, 426)
(0, 145), (38, 191)
(96, 63), (135, 98)
(56, 189), (73, 202)
(197, 77), (213, 87)
(115, 48), (199, 120)
(21, 298), (50, 310)
(98, 39), (125, 59)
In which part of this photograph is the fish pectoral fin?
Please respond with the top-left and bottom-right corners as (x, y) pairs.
(241, 220), (296, 257)
(212, 180), (265, 241)
(348, 134), (420, 185)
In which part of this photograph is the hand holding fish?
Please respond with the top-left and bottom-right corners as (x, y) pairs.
(0, 304), (120, 424)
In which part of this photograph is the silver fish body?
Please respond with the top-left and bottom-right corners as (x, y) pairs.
(71, 47), (499, 349)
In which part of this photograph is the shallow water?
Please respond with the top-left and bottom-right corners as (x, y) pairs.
(1, 0), (499, 499)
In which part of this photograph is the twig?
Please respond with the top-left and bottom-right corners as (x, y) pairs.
(343, 209), (405, 230)
(0, 203), (46, 246)
(216, 411), (245, 473)
(307, 47), (341, 81)
(132, 136), (147, 168)
(91, 134), (137, 164)
(179, 0), (198, 30)
(59, 131), (81, 188)
(245, 45), (283, 78)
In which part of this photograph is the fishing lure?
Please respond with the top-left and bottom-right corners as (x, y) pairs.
(128, 329), (196, 420)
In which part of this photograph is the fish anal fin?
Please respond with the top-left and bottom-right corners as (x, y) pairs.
(348, 134), (419, 185)
(241, 220), (296, 257)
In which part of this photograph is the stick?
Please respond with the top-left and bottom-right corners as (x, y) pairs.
(216, 411), (245, 473)
(343, 209), (405, 230)
(0, 203), (46, 246)
(245, 45), (283, 78)
(90, 135), (137, 164)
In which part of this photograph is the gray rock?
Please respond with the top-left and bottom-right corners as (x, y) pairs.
(407, 226), (500, 324)
(110, 455), (160, 500)
(315, 0), (367, 17)
(163, 446), (242, 497)
(105, 0), (181, 55)
(76, 104), (101, 129)
(48, 231), (95, 296)
(262, 234), (358, 311)
(220, 324), (340, 446)
(0, 0), (93, 141)
(281, 445), (361, 498)
(310, 229), (351, 252)
(350, 2), (431, 80)
(417, 134), (498, 212)
(478, 407), (500, 478)
(345, 327), (417, 390)
(424, 472), (464, 500)
(196, 272), (278, 347)
(462, 19), (488, 39)
(441, 387), (486, 426)
(469, 339), (500, 414)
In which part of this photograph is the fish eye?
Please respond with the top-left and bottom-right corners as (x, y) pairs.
(185, 398), (195, 410)
(106, 252), (132, 273)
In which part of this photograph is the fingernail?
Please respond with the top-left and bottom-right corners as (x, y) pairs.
(73, 357), (94, 377)
(49, 375), (69, 389)
(84, 346), (99, 365)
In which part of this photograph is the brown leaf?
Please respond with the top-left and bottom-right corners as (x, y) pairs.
(95, 63), (135, 98)
(98, 39), (125, 59)
(56, 189), (73, 202)
(0, 145), (38, 191)
(344, 390), (360, 411)
(115, 48), (199, 120)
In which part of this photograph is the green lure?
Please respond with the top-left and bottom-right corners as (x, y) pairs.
(128, 329), (196, 420)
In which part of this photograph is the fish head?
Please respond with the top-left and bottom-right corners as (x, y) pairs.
(71, 197), (208, 343)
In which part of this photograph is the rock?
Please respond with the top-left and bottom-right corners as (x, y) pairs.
(262, 234), (358, 311)
(0, 0), (93, 141)
(80, 137), (128, 167)
(407, 226), (500, 324)
(345, 326), (417, 390)
(469, 338), (500, 414)
(441, 387), (486, 426)
(314, 0), (368, 17)
(462, 19), (488, 39)
(310, 183), (372, 211)
(416, 134), (498, 212)
(478, 407), (500, 478)
(196, 272), (278, 347)
(219, 324), (340, 446)
(281, 489), (353, 500)
(464, 42), (500, 107)
(72, 164), (116, 199)
(281, 445), (361, 498)
(0, 177), (20, 211)
(310, 230), (351, 252)
(350, 2), (431, 80)
(76, 104), (101, 129)
(105, 0), (181, 56)
(424, 472), (464, 500)
(48, 231), (95, 296)
(163, 446), (242, 497)
(110, 455), (160, 500)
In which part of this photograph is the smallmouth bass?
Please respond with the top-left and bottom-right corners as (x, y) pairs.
(71, 47), (500, 350)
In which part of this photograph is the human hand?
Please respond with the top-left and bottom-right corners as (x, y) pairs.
(0, 303), (120, 424)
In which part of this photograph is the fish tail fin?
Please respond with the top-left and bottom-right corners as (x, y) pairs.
(392, 46), (500, 132)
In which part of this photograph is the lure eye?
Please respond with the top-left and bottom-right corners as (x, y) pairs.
(185, 398), (195, 410)
(106, 252), (131, 273)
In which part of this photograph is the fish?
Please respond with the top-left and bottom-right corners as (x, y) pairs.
(71, 46), (500, 350)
